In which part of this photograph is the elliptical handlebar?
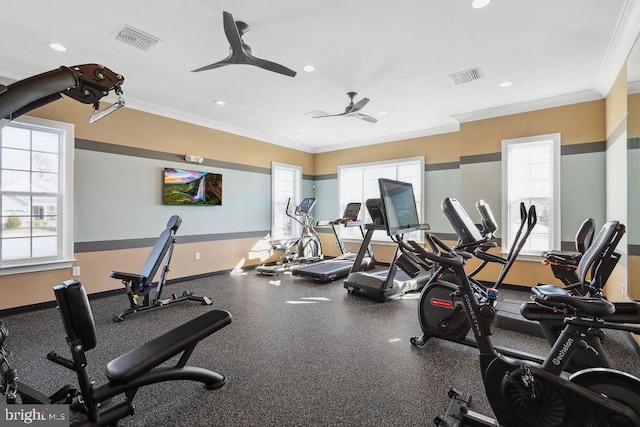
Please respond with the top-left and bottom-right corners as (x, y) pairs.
(284, 198), (302, 226)
(399, 236), (468, 267)
(284, 197), (316, 227)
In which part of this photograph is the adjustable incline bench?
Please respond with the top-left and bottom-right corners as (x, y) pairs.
(47, 279), (231, 426)
(110, 215), (212, 321)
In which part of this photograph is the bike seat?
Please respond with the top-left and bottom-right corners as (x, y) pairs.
(534, 294), (615, 317)
(543, 250), (580, 266)
(532, 284), (569, 296)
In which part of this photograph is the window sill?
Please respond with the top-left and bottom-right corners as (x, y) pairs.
(0, 259), (75, 276)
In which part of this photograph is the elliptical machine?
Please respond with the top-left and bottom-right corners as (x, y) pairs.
(257, 197), (323, 275)
(403, 239), (640, 426)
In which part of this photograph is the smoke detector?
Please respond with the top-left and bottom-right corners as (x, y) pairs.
(449, 67), (484, 85)
(113, 24), (161, 51)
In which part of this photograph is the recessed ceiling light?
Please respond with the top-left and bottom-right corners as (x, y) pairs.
(214, 100), (226, 106)
(302, 65), (315, 73)
(378, 111), (388, 116)
(471, 0), (491, 9)
(48, 43), (67, 52)
(499, 81), (513, 88)
(298, 128), (307, 132)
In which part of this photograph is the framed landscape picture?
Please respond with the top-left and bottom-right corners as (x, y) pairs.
(163, 168), (222, 206)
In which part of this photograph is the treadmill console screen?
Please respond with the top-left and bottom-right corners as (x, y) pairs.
(342, 202), (362, 221)
(378, 178), (420, 236)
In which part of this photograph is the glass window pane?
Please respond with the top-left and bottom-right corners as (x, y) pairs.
(32, 130), (59, 153)
(2, 195), (31, 216)
(530, 144), (550, 163)
(2, 214), (30, 236)
(32, 172), (58, 191)
(1, 126), (30, 149)
(2, 238), (31, 260)
(530, 163), (550, 181)
(32, 151), (59, 174)
(32, 236), (58, 258)
(2, 148), (30, 171)
(2, 170), (31, 191)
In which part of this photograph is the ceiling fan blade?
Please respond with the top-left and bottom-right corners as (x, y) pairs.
(249, 54), (297, 77)
(358, 114), (378, 123)
(191, 56), (233, 72)
(313, 112), (347, 118)
(222, 11), (244, 53)
(351, 97), (370, 112)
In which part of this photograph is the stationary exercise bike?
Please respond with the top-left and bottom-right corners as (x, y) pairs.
(403, 240), (640, 426)
(412, 217), (635, 372)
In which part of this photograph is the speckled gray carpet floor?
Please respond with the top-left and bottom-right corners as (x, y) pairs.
(1, 271), (639, 426)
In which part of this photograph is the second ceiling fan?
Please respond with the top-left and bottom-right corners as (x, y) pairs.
(311, 92), (378, 123)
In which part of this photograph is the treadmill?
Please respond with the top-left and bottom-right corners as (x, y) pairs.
(343, 179), (432, 301)
(291, 202), (375, 282)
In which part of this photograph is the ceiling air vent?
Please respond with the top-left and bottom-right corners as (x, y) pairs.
(449, 67), (483, 85)
(113, 24), (161, 51)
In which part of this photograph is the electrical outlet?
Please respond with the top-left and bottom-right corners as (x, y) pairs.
(72, 266), (81, 276)
(195, 252), (201, 260)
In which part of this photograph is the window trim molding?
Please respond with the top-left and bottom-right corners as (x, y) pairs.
(271, 161), (302, 241)
(0, 115), (75, 274)
(501, 133), (560, 256)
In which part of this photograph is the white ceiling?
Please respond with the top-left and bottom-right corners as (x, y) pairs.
(2, 1), (640, 153)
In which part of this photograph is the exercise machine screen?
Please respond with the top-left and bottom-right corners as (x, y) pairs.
(378, 178), (420, 236)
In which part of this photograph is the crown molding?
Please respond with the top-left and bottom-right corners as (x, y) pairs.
(311, 123), (461, 154)
(593, 0), (640, 96)
(628, 80), (640, 94)
(116, 96), (317, 153)
(451, 90), (603, 124)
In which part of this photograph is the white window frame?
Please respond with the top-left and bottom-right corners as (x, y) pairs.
(271, 162), (302, 241)
(338, 156), (424, 243)
(0, 116), (74, 275)
(501, 133), (560, 257)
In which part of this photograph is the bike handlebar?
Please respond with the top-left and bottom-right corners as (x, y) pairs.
(399, 236), (468, 267)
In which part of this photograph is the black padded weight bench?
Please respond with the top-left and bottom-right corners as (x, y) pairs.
(48, 279), (231, 426)
(110, 215), (212, 322)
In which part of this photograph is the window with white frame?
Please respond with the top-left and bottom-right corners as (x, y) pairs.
(0, 116), (74, 273)
(502, 133), (560, 256)
(271, 162), (302, 241)
(338, 157), (424, 242)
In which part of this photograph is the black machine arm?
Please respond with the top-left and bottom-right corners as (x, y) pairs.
(0, 64), (124, 123)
